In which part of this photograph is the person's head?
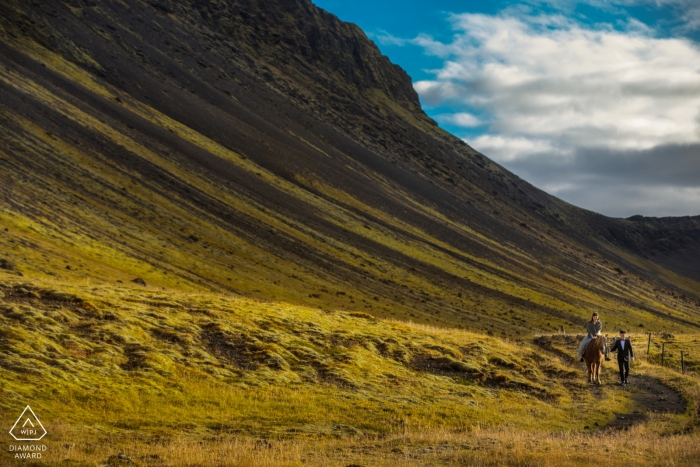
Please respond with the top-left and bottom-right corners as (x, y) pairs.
(590, 312), (599, 323)
(620, 330), (626, 339)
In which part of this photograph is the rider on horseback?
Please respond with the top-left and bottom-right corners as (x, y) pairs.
(578, 312), (611, 362)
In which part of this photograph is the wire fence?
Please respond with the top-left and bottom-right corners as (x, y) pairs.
(645, 332), (694, 376)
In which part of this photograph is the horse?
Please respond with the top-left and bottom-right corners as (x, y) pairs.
(583, 335), (607, 384)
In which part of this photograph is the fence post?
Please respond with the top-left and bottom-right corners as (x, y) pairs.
(661, 343), (665, 367)
(681, 351), (685, 375)
(647, 333), (651, 354)
(561, 326), (565, 336)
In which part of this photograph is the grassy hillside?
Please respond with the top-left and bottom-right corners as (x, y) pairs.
(0, 274), (595, 437)
(1, 274), (699, 466)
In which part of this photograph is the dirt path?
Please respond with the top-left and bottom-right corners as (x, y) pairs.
(604, 375), (686, 430)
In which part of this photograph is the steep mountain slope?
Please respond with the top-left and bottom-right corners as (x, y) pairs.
(1, 0), (699, 337)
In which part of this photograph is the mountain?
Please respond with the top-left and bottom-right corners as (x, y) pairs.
(1, 0), (700, 338)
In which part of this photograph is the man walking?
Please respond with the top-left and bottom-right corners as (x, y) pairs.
(609, 330), (634, 385)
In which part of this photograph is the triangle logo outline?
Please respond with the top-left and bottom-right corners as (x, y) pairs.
(9, 405), (47, 441)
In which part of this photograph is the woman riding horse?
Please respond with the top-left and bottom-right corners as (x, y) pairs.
(578, 312), (610, 362)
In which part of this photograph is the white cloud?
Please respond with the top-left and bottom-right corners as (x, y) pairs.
(436, 112), (483, 128)
(408, 11), (700, 216)
(468, 135), (558, 162)
(374, 31), (410, 46)
(417, 12), (700, 152)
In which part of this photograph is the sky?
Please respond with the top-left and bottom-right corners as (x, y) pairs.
(312, 0), (700, 218)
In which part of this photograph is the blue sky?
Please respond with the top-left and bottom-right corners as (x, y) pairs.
(313, 0), (700, 218)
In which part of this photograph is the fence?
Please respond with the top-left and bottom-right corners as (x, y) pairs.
(646, 332), (692, 375)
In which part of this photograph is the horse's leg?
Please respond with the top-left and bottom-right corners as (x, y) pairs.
(593, 362), (598, 383)
(587, 362), (592, 383)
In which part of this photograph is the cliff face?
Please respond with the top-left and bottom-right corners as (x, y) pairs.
(0, 0), (699, 335)
(182, 0), (421, 106)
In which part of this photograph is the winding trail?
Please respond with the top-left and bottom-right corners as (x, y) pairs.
(604, 375), (686, 430)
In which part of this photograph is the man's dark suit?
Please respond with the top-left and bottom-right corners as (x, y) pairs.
(609, 338), (634, 382)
